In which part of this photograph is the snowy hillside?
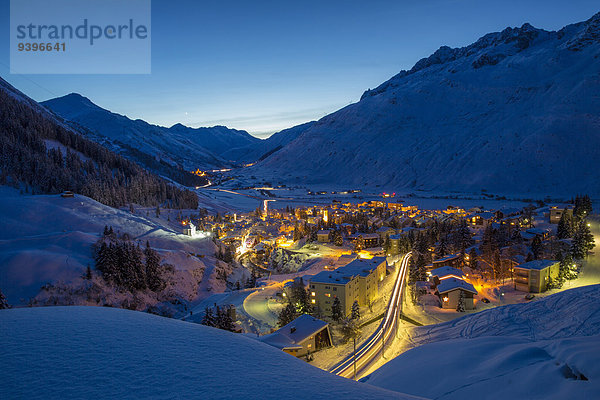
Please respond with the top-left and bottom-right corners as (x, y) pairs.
(221, 121), (316, 163)
(251, 13), (600, 197)
(42, 93), (259, 171)
(0, 306), (419, 400)
(363, 285), (600, 399)
(0, 186), (217, 307)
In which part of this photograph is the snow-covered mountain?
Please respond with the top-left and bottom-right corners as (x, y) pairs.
(221, 121), (316, 163)
(0, 306), (418, 400)
(42, 93), (260, 171)
(363, 284), (600, 399)
(250, 13), (600, 197)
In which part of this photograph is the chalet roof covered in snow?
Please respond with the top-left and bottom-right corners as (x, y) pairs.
(515, 260), (558, 271)
(260, 314), (329, 350)
(430, 266), (465, 280)
(433, 253), (460, 263)
(436, 278), (477, 295)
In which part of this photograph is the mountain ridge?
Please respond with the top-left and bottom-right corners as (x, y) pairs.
(250, 12), (600, 196)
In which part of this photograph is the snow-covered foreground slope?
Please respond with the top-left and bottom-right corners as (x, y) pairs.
(363, 285), (600, 399)
(251, 13), (600, 197)
(0, 186), (215, 305)
(0, 307), (420, 400)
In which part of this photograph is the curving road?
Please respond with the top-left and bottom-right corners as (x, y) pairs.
(329, 252), (412, 379)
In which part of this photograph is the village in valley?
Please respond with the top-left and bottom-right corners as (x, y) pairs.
(177, 189), (596, 376)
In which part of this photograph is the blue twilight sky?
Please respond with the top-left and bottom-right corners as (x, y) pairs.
(1, 0), (598, 137)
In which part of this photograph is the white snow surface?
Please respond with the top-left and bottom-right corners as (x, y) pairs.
(363, 285), (600, 399)
(250, 13), (600, 197)
(0, 186), (215, 305)
(0, 306), (420, 400)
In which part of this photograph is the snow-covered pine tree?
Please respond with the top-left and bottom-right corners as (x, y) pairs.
(436, 236), (448, 257)
(278, 303), (297, 327)
(571, 218), (595, 259)
(144, 241), (164, 292)
(469, 247), (478, 269)
(351, 300), (360, 320)
(0, 288), (9, 309)
(531, 236), (543, 259)
(201, 306), (216, 327)
(557, 212), (572, 239)
(217, 306), (236, 332)
(331, 297), (343, 322)
(456, 290), (466, 312)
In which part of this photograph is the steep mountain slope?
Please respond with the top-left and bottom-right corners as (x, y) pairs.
(251, 13), (600, 196)
(0, 306), (419, 400)
(363, 285), (600, 399)
(42, 94), (260, 171)
(0, 77), (199, 208)
(221, 121), (316, 163)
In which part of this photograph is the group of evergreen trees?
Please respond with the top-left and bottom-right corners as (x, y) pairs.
(277, 280), (314, 327)
(94, 226), (168, 293)
(0, 288), (9, 309)
(200, 305), (236, 332)
(0, 89), (197, 209)
(557, 195), (595, 260)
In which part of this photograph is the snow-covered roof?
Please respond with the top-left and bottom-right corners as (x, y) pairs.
(520, 231), (536, 240)
(433, 253), (460, 263)
(430, 266), (465, 280)
(436, 278), (477, 295)
(515, 260), (558, 271)
(260, 314), (329, 350)
(311, 257), (386, 284)
(525, 227), (549, 236)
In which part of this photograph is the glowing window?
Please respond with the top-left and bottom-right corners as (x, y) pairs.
(325, 293), (331, 297)
(311, 299), (316, 304)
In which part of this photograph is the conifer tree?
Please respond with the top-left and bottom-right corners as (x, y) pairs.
(559, 253), (577, 280)
(469, 247), (478, 269)
(557, 212), (572, 239)
(216, 306), (236, 332)
(531, 236), (543, 260)
(571, 219), (595, 259)
(351, 300), (360, 320)
(278, 303), (297, 327)
(331, 297), (343, 322)
(85, 265), (92, 280)
(437, 236), (448, 258)
(456, 290), (466, 312)
(144, 241), (164, 292)
(0, 288), (9, 309)
(201, 307), (217, 327)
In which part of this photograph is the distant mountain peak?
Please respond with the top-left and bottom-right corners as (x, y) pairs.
(169, 122), (187, 130)
(256, 12), (600, 197)
(360, 19), (576, 100)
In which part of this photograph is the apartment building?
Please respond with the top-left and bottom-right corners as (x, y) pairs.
(310, 257), (387, 317)
(514, 260), (559, 293)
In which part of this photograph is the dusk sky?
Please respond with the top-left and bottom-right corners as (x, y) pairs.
(1, 0), (598, 137)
